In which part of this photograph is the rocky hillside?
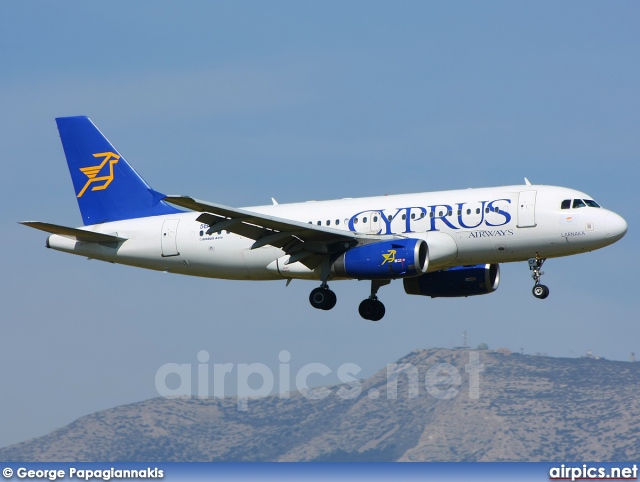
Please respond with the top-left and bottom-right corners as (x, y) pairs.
(2, 349), (639, 461)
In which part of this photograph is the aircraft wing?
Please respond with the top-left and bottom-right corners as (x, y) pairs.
(165, 195), (363, 268)
(20, 221), (127, 244)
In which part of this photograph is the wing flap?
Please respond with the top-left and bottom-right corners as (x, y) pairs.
(196, 213), (266, 240)
(20, 221), (127, 244)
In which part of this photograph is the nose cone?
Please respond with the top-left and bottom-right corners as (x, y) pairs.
(605, 212), (628, 242)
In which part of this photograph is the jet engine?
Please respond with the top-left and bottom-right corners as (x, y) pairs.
(403, 263), (500, 297)
(332, 239), (428, 280)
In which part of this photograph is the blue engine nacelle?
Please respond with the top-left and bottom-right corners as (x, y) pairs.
(403, 264), (500, 297)
(331, 239), (428, 280)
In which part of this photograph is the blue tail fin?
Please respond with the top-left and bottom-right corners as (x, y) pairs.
(56, 116), (182, 225)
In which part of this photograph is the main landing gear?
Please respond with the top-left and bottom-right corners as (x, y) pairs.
(358, 280), (390, 321)
(529, 257), (550, 299)
(309, 283), (337, 311)
(308, 279), (390, 321)
(309, 257), (337, 311)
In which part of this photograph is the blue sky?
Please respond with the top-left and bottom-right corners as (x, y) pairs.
(1, 1), (638, 449)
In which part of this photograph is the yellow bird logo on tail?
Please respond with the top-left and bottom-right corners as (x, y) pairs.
(77, 152), (120, 198)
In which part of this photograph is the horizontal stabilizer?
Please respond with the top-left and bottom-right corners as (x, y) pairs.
(20, 221), (127, 244)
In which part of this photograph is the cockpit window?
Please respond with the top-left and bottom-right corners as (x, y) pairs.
(562, 199), (600, 210)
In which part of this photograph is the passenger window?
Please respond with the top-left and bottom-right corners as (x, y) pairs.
(411, 213), (415, 219)
(476, 208), (480, 214)
(401, 214), (406, 220)
(420, 212), (425, 218)
(447, 210), (452, 216)
(573, 199), (586, 209)
(373, 216), (378, 222)
(335, 219), (340, 225)
(317, 221), (321, 225)
(429, 212), (434, 218)
(388, 215), (393, 221)
(326, 220), (330, 226)
(485, 207), (489, 213)
(561, 200), (571, 209)
(457, 210), (462, 216)
(199, 230), (204, 236)
(494, 207), (499, 213)
(354, 218), (359, 224)
(438, 211), (443, 217)
(363, 217), (368, 223)
(466, 209), (471, 215)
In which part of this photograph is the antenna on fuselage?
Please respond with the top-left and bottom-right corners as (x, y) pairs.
(524, 178), (532, 185)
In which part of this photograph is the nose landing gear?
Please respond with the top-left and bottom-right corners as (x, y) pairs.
(532, 284), (550, 299)
(529, 257), (550, 299)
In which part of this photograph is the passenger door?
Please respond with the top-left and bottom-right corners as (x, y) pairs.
(517, 191), (537, 228)
(161, 219), (180, 257)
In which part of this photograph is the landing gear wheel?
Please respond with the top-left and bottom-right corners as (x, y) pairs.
(528, 257), (549, 300)
(532, 284), (550, 299)
(369, 300), (385, 321)
(359, 299), (385, 321)
(323, 289), (337, 310)
(309, 287), (337, 310)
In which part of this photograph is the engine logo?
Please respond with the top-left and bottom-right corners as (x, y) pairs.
(381, 249), (396, 265)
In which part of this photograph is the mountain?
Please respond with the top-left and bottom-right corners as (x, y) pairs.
(2, 348), (639, 462)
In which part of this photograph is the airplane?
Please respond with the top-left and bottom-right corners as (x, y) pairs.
(21, 116), (628, 321)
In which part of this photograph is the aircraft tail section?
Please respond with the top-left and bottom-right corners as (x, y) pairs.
(56, 116), (181, 225)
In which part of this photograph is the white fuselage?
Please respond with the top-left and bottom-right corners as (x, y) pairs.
(46, 184), (627, 281)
